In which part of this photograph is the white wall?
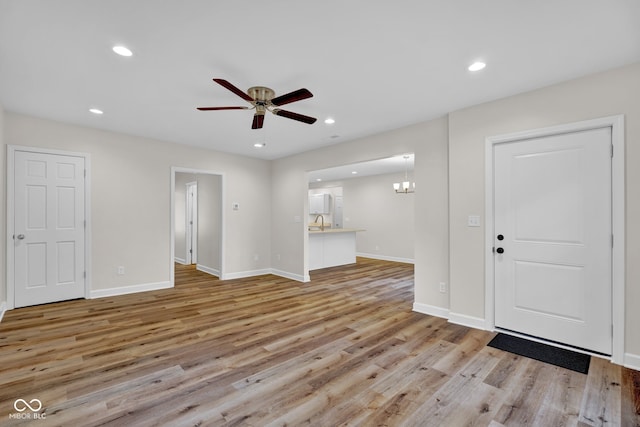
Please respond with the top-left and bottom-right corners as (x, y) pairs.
(342, 172), (414, 262)
(3, 113), (271, 294)
(271, 117), (449, 285)
(447, 63), (640, 360)
(196, 173), (222, 275)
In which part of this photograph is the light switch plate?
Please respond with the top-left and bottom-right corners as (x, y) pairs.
(468, 215), (481, 227)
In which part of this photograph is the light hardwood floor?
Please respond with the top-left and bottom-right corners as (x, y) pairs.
(0, 258), (638, 426)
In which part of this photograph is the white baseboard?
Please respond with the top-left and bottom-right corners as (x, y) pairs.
(90, 281), (172, 299)
(221, 268), (272, 281)
(0, 301), (7, 323)
(412, 302), (449, 319)
(412, 303), (488, 331)
(447, 312), (488, 330)
(624, 352), (640, 372)
(196, 264), (220, 278)
(356, 253), (414, 264)
(271, 269), (308, 283)
(192, 266), (306, 283)
(174, 257), (187, 265)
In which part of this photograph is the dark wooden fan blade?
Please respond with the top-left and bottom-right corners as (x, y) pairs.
(272, 109), (317, 124)
(252, 114), (265, 129)
(197, 106), (248, 111)
(213, 78), (254, 102)
(271, 88), (313, 106)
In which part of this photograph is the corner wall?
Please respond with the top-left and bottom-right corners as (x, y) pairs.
(270, 116), (450, 294)
(448, 62), (640, 364)
(3, 113), (271, 296)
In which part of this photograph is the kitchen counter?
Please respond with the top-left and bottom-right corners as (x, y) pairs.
(308, 227), (365, 234)
(308, 228), (365, 270)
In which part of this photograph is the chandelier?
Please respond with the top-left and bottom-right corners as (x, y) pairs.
(393, 155), (415, 193)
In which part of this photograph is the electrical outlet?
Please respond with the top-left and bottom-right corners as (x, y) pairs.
(439, 282), (446, 293)
(117, 266), (125, 275)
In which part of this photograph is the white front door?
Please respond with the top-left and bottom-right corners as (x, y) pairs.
(493, 127), (612, 354)
(13, 150), (86, 307)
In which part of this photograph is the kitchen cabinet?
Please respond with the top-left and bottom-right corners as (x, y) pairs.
(310, 193), (331, 214)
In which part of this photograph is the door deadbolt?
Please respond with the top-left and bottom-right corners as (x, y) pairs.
(497, 234), (504, 241)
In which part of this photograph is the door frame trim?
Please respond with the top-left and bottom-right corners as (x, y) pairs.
(6, 145), (92, 310)
(170, 167), (225, 285)
(484, 115), (625, 364)
(185, 181), (198, 265)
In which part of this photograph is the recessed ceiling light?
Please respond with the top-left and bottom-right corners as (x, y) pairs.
(324, 117), (335, 125)
(316, 178), (322, 182)
(253, 142), (266, 148)
(89, 108), (103, 115)
(112, 45), (133, 57)
(351, 171), (358, 175)
(468, 61), (486, 72)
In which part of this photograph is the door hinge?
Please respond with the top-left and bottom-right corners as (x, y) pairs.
(611, 234), (614, 248)
(83, 271), (86, 278)
(611, 145), (614, 158)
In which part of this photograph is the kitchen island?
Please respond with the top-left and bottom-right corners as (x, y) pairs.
(308, 228), (365, 270)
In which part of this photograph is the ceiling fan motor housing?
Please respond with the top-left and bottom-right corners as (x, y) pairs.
(248, 86), (275, 103)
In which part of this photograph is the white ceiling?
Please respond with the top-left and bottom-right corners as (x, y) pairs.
(308, 154), (414, 183)
(1, 1), (639, 161)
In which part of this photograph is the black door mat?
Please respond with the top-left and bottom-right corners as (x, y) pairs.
(487, 333), (591, 374)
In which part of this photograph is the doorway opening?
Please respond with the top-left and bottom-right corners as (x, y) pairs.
(170, 167), (224, 286)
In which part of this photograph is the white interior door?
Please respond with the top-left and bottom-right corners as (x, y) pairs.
(14, 150), (86, 307)
(493, 127), (612, 354)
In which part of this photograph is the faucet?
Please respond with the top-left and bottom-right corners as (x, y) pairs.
(314, 214), (325, 231)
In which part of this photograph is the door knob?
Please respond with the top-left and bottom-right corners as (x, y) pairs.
(496, 247), (504, 254)
(16, 234), (25, 240)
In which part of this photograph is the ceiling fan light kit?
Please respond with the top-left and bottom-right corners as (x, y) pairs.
(198, 78), (317, 129)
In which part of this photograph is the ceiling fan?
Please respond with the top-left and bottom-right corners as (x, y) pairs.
(198, 78), (317, 129)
